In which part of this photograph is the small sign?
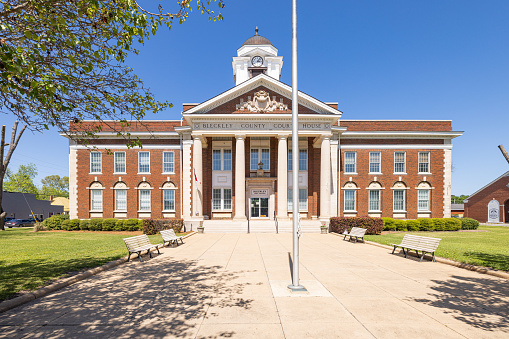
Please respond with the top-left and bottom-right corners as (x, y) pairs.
(251, 189), (269, 197)
(488, 199), (500, 223)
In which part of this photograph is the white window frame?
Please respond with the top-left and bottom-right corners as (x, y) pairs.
(288, 149), (308, 171)
(90, 189), (103, 211)
(138, 189), (151, 211)
(114, 152), (126, 174)
(418, 152), (431, 174)
(138, 152), (150, 174)
(212, 188), (232, 211)
(288, 188), (308, 211)
(250, 148), (270, 171)
(115, 189), (127, 211)
(162, 151), (175, 174)
(369, 152), (382, 174)
(90, 152), (102, 173)
(418, 189), (431, 212)
(162, 189), (175, 212)
(344, 190), (356, 212)
(344, 152), (357, 174)
(212, 149), (232, 171)
(393, 189), (405, 212)
(368, 190), (381, 212)
(394, 152), (406, 174)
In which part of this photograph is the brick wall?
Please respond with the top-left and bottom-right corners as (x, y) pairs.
(464, 173), (509, 223)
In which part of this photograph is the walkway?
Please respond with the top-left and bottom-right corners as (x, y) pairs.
(2, 233), (508, 338)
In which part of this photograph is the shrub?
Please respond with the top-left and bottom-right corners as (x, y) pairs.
(102, 218), (117, 231)
(406, 220), (420, 231)
(123, 219), (141, 231)
(432, 218), (446, 231)
(461, 218), (479, 230)
(142, 219), (185, 235)
(89, 218), (103, 231)
(33, 223), (47, 232)
(69, 219), (80, 231)
(394, 219), (407, 231)
(329, 217), (383, 235)
(382, 218), (396, 231)
(42, 214), (69, 230)
(61, 219), (71, 231)
(444, 218), (461, 231)
(114, 219), (126, 231)
(418, 218), (433, 231)
(79, 219), (90, 230)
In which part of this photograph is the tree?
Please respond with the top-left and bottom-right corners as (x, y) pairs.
(40, 175), (69, 199)
(0, 122), (26, 230)
(3, 164), (39, 195)
(0, 0), (224, 146)
(451, 195), (469, 204)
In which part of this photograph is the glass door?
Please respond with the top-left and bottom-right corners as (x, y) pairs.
(250, 198), (269, 218)
(250, 198), (260, 218)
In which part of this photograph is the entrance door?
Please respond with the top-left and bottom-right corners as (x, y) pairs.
(505, 199), (509, 223)
(250, 198), (269, 218)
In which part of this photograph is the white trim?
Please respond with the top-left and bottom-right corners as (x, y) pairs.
(340, 145), (453, 150)
(340, 131), (462, 139)
(71, 145), (181, 150)
(63, 131), (180, 138)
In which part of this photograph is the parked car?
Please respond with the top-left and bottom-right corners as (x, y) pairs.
(5, 219), (35, 228)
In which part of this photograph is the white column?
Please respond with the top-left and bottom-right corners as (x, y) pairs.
(193, 136), (203, 217)
(234, 135), (246, 220)
(330, 137), (339, 217)
(277, 135), (289, 219)
(69, 142), (78, 219)
(320, 135), (331, 221)
(182, 137), (193, 218)
(443, 147), (452, 218)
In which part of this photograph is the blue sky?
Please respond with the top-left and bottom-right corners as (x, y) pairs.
(2, 0), (508, 196)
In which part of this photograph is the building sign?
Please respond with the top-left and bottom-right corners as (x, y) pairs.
(193, 122), (330, 131)
(251, 189), (269, 197)
(488, 199), (500, 223)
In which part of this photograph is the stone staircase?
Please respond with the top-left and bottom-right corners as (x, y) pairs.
(202, 219), (321, 233)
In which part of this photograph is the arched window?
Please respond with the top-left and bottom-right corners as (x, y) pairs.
(343, 182), (358, 212)
(367, 181), (383, 212)
(416, 181), (432, 212)
(113, 182), (128, 211)
(392, 181), (408, 212)
(161, 181), (177, 212)
(137, 181), (152, 211)
(89, 181), (104, 211)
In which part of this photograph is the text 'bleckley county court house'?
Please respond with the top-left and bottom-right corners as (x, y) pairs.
(63, 30), (463, 233)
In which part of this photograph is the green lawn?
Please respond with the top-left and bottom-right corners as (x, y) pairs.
(0, 228), (168, 301)
(365, 226), (509, 271)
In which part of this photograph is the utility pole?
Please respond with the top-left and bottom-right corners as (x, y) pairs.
(498, 145), (509, 165)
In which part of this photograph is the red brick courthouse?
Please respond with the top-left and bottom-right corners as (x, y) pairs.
(64, 31), (463, 232)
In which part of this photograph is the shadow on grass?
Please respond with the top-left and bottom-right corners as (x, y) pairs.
(464, 252), (509, 271)
(411, 275), (509, 332)
(1, 253), (253, 338)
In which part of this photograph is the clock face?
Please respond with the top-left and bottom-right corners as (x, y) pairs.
(252, 56), (263, 67)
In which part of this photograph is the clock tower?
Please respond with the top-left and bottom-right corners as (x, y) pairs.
(232, 27), (284, 86)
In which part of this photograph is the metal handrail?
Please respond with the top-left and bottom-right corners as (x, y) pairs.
(274, 210), (278, 233)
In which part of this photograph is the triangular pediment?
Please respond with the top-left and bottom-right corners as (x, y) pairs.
(183, 74), (341, 116)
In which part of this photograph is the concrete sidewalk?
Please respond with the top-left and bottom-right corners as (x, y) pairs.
(1, 233), (508, 338)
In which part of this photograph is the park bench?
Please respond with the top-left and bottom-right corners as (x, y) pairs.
(160, 229), (184, 247)
(123, 234), (161, 262)
(391, 234), (441, 262)
(343, 227), (367, 243)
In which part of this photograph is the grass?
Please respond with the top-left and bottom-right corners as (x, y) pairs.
(0, 228), (176, 301)
(365, 225), (509, 271)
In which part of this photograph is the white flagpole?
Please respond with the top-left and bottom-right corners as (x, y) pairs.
(288, 0), (306, 292)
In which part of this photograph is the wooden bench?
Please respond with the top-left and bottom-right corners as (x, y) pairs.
(343, 227), (367, 243)
(123, 234), (161, 262)
(391, 234), (441, 262)
(160, 229), (184, 247)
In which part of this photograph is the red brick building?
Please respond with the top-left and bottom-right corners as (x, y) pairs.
(64, 31), (462, 232)
(464, 172), (509, 223)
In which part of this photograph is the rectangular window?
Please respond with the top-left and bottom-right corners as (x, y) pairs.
(394, 152), (406, 173)
(114, 152), (126, 173)
(115, 189), (127, 211)
(90, 189), (103, 211)
(288, 149), (308, 171)
(369, 152), (381, 173)
(344, 190), (356, 211)
(418, 190), (430, 211)
(163, 189), (175, 211)
(212, 188), (232, 211)
(288, 188), (308, 211)
(223, 150), (232, 171)
(344, 152), (357, 173)
(212, 150), (222, 171)
(138, 152), (150, 173)
(369, 190), (380, 211)
(139, 189), (151, 211)
(393, 190), (405, 211)
(418, 152), (430, 173)
(90, 152), (102, 173)
(163, 152), (175, 173)
(251, 148), (270, 171)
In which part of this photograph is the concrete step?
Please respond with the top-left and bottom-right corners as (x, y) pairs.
(202, 219), (322, 233)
